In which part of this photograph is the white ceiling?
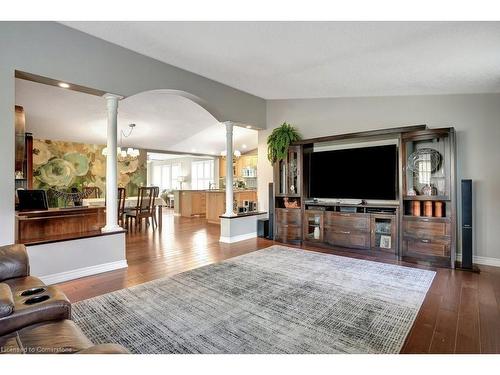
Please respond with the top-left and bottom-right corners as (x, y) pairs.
(15, 79), (257, 154)
(61, 21), (500, 99)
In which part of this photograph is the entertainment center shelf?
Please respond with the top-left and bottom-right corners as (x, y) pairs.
(403, 196), (449, 201)
(301, 203), (399, 253)
(402, 215), (450, 222)
(273, 125), (457, 268)
(305, 201), (398, 213)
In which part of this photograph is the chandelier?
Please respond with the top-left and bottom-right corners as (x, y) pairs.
(220, 149), (241, 158)
(102, 123), (140, 159)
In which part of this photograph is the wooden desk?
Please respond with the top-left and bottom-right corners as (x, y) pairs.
(16, 206), (106, 244)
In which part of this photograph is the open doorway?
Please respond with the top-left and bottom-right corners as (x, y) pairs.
(146, 131), (258, 225)
(14, 74), (259, 241)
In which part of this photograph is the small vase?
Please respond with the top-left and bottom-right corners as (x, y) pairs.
(412, 201), (421, 216)
(424, 201), (433, 217)
(313, 227), (320, 240)
(434, 201), (444, 217)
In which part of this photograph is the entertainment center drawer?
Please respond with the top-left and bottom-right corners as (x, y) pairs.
(403, 217), (451, 237)
(403, 238), (451, 258)
(324, 226), (370, 249)
(275, 223), (302, 242)
(275, 208), (302, 226)
(325, 212), (370, 231)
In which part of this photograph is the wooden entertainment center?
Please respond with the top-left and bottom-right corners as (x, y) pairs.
(273, 125), (457, 268)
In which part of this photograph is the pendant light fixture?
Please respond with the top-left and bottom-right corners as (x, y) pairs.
(102, 123), (140, 159)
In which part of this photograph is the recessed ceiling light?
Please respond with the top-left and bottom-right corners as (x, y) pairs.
(242, 144), (247, 149)
(191, 148), (197, 152)
(245, 125), (252, 129)
(58, 82), (70, 89)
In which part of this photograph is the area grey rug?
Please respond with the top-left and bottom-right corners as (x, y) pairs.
(72, 245), (435, 354)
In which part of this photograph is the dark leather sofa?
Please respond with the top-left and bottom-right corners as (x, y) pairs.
(0, 244), (128, 354)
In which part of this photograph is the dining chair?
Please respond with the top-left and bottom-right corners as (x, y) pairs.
(125, 187), (156, 230)
(152, 186), (160, 227)
(83, 186), (101, 198)
(117, 187), (126, 227)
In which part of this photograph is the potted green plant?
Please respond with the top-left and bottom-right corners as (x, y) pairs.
(266, 122), (301, 164)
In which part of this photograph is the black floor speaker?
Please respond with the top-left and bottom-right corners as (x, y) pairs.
(460, 179), (478, 272)
(268, 182), (274, 240)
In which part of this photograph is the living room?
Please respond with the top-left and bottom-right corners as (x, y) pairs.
(1, 2), (500, 373)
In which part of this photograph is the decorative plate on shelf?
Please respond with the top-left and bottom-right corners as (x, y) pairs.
(407, 148), (442, 175)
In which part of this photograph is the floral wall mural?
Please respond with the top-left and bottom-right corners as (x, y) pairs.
(33, 139), (147, 207)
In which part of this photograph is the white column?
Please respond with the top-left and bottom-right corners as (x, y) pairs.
(224, 121), (236, 217)
(102, 93), (123, 232)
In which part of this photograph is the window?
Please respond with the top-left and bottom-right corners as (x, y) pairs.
(161, 165), (171, 189)
(152, 165), (162, 188)
(152, 163), (182, 191)
(191, 160), (214, 190)
(171, 164), (181, 189)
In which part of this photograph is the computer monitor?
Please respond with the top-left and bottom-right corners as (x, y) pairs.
(17, 189), (49, 211)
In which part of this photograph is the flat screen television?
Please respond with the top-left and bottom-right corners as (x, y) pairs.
(309, 145), (398, 200)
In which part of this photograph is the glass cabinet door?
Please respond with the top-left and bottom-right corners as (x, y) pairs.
(304, 210), (323, 242)
(404, 135), (451, 199)
(370, 215), (396, 253)
(288, 147), (300, 196)
(278, 159), (287, 195)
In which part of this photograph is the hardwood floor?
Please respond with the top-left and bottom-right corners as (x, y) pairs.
(56, 209), (500, 354)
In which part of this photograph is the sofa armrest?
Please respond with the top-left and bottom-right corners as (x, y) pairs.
(0, 244), (29, 282)
(0, 285), (71, 337)
(0, 283), (14, 318)
(77, 343), (130, 354)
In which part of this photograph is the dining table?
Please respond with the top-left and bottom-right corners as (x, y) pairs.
(83, 196), (167, 227)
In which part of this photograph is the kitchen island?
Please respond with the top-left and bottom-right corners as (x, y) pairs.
(174, 189), (257, 224)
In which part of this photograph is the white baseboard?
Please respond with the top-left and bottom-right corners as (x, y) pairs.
(219, 232), (257, 244)
(456, 254), (500, 268)
(471, 255), (500, 267)
(40, 260), (128, 285)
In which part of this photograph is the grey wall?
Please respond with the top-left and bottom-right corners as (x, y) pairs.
(0, 22), (266, 245)
(258, 93), (500, 260)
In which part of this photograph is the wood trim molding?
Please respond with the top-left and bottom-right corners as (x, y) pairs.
(293, 125), (427, 145)
(23, 229), (126, 246)
(220, 211), (267, 219)
(15, 70), (107, 97)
